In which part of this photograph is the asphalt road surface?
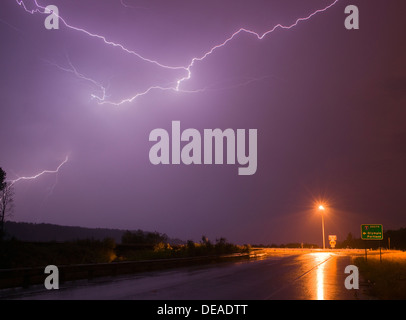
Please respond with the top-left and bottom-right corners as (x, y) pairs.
(1, 251), (370, 300)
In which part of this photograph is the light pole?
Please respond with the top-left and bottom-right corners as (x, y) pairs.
(319, 205), (326, 250)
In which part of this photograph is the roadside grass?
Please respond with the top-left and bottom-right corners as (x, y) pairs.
(0, 238), (117, 268)
(0, 238), (252, 268)
(354, 251), (406, 300)
(120, 242), (252, 261)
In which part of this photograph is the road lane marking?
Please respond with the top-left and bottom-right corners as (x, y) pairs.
(263, 253), (334, 300)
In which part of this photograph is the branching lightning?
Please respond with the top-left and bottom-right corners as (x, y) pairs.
(45, 57), (108, 102)
(5, 0), (340, 215)
(8, 156), (69, 187)
(0, 157), (69, 205)
(175, 0), (340, 91)
(15, 0), (340, 106)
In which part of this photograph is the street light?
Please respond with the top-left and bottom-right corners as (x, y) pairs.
(318, 205), (326, 250)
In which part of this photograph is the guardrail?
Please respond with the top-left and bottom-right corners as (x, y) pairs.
(0, 252), (264, 290)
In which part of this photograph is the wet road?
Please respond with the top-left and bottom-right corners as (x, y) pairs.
(2, 251), (368, 300)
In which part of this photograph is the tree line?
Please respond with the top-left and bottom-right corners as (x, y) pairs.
(336, 229), (406, 250)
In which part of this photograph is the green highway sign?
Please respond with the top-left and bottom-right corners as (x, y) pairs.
(361, 224), (383, 240)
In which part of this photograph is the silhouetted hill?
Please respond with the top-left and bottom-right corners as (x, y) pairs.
(3, 221), (185, 245)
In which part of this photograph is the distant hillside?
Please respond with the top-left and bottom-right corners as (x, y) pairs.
(3, 221), (184, 245)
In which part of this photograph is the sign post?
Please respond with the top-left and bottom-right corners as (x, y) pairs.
(328, 235), (337, 249)
(361, 224), (383, 262)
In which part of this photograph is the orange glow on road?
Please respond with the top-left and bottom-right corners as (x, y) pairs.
(310, 252), (333, 300)
(316, 258), (326, 300)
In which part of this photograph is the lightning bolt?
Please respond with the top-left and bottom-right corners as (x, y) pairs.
(45, 57), (108, 103)
(16, 0), (185, 70)
(175, 0), (340, 91)
(15, 0), (340, 106)
(8, 156), (69, 187)
(47, 56), (207, 106)
(0, 156), (69, 207)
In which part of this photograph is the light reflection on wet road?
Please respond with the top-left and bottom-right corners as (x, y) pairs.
(2, 252), (364, 300)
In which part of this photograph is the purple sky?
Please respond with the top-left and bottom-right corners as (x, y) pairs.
(1, 0), (405, 245)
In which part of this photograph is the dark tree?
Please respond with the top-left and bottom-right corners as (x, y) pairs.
(121, 229), (168, 245)
(0, 168), (14, 240)
(0, 168), (5, 187)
